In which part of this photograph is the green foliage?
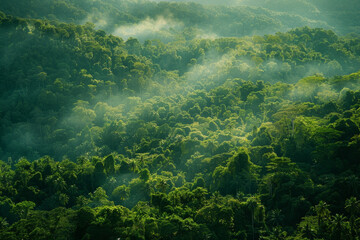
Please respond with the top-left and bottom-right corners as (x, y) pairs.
(1, 1), (360, 239)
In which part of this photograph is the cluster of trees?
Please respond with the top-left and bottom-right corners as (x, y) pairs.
(1, 12), (360, 162)
(1, 1), (360, 239)
(0, 131), (360, 239)
(2, 0), (360, 41)
(0, 0), (341, 41)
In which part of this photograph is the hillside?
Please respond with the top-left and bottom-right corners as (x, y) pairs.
(1, 1), (360, 239)
(0, 0), (333, 41)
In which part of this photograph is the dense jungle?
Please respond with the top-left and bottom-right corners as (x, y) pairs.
(1, 0), (360, 239)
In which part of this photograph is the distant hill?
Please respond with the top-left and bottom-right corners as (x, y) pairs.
(0, 0), (333, 41)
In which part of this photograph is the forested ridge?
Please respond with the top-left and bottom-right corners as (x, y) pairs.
(1, 0), (360, 239)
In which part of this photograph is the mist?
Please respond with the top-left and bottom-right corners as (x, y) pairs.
(2, 3), (360, 239)
(0, 1), (359, 195)
(149, 0), (242, 5)
(113, 16), (183, 41)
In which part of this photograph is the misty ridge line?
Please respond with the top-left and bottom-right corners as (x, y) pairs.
(96, 0), (347, 37)
(1, 0), (359, 38)
(41, 0), (346, 42)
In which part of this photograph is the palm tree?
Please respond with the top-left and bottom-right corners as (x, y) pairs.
(345, 197), (360, 239)
(301, 223), (316, 240)
(330, 214), (347, 240)
(314, 201), (330, 231)
(53, 175), (67, 192)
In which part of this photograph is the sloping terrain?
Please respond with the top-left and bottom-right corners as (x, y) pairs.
(1, 1), (360, 239)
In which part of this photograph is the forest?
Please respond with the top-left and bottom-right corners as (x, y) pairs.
(0, 0), (360, 239)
